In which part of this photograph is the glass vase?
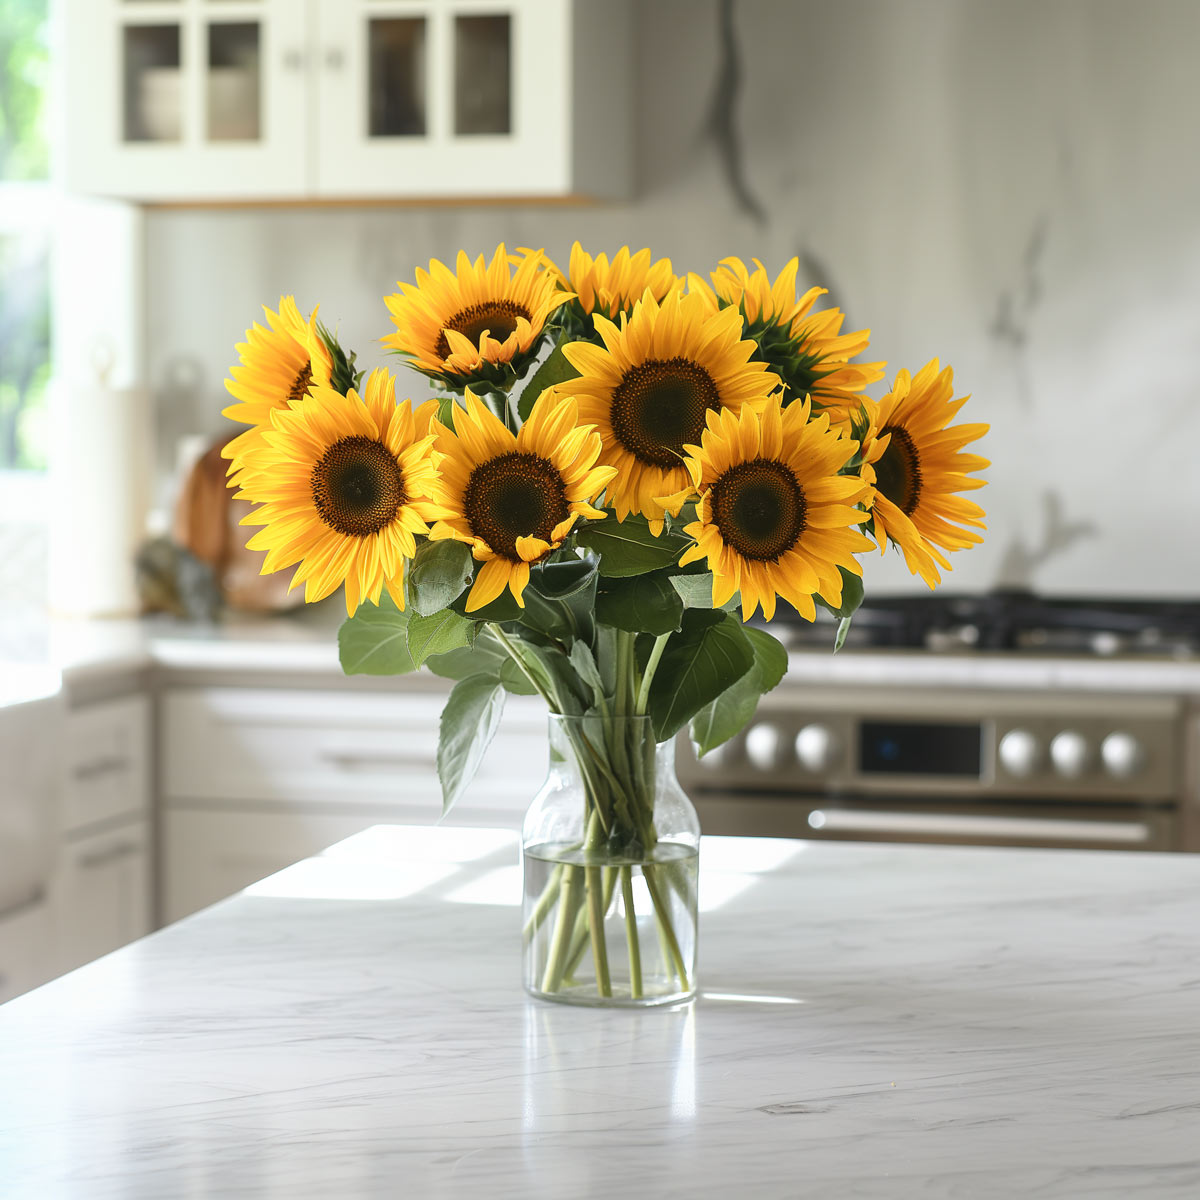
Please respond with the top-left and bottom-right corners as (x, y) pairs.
(521, 714), (700, 1008)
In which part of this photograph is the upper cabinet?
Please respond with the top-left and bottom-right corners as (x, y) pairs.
(61, 0), (633, 203)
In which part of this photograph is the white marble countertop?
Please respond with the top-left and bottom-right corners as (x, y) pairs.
(2, 824), (1199, 1198)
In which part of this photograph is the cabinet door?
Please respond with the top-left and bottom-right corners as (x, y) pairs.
(163, 808), (389, 922)
(313, 0), (572, 197)
(0, 894), (55, 1005)
(54, 823), (152, 976)
(162, 686), (547, 812)
(63, 0), (310, 200)
(63, 695), (150, 836)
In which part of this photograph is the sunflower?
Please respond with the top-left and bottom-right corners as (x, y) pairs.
(689, 258), (883, 422)
(427, 391), (616, 611)
(222, 295), (334, 477)
(382, 244), (570, 393)
(859, 359), (989, 588)
(236, 368), (446, 616)
(560, 289), (781, 532)
(671, 397), (874, 622)
(528, 242), (681, 339)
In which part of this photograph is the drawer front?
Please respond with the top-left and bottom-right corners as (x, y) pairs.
(163, 687), (549, 814)
(63, 696), (151, 834)
(0, 893), (55, 1004)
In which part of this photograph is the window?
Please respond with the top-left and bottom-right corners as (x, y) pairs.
(0, 0), (51, 618)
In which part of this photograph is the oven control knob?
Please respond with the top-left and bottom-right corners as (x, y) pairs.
(1049, 731), (1092, 778)
(794, 724), (838, 772)
(1100, 731), (1145, 778)
(745, 723), (788, 771)
(998, 729), (1041, 777)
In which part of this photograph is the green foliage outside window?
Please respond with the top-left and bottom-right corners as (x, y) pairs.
(0, 0), (50, 472)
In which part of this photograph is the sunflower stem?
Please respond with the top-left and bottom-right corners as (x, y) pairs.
(488, 623), (558, 711)
(635, 632), (671, 716)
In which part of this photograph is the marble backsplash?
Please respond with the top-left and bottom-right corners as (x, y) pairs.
(142, 0), (1200, 600)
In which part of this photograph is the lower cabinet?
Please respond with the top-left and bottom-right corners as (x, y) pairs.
(0, 893), (55, 1005)
(160, 684), (548, 923)
(53, 821), (152, 976)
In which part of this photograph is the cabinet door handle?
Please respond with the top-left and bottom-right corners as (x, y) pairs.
(321, 750), (435, 770)
(73, 756), (130, 782)
(282, 47), (307, 71)
(78, 842), (142, 871)
(324, 47), (346, 70)
(0, 887), (45, 922)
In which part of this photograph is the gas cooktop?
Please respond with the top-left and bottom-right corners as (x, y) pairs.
(779, 590), (1200, 659)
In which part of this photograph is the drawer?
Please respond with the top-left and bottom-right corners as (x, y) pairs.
(0, 890), (55, 1004)
(63, 695), (151, 834)
(162, 687), (550, 814)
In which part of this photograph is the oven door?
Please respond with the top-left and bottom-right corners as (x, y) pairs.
(693, 792), (1177, 852)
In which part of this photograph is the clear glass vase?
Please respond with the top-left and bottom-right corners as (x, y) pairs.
(521, 714), (700, 1008)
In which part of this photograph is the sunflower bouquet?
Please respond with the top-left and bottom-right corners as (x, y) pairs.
(223, 244), (988, 1006)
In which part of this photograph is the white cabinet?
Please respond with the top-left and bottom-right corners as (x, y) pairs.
(63, 0), (632, 202)
(53, 823), (152, 975)
(161, 684), (548, 921)
(63, 0), (308, 201)
(53, 695), (153, 976)
(0, 894), (55, 1006)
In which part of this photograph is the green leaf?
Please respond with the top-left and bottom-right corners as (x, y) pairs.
(568, 641), (607, 709)
(449, 583), (523, 624)
(575, 514), (690, 577)
(669, 572), (715, 609)
(688, 625), (788, 755)
(518, 557), (599, 645)
(425, 633), (540, 696)
(338, 599), (416, 675)
(437, 677), (506, 814)
(436, 393), (458, 430)
(742, 625), (788, 692)
(406, 539), (474, 616)
(596, 571), (684, 635)
(406, 608), (477, 667)
(815, 566), (865, 620)
(834, 616), (853, 653)
(517, 342), (580, 421)
(690, 667), (762, 757)
(645, 610), (756, 741)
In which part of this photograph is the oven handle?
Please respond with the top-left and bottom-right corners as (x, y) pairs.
(805, 808), (1154, 844)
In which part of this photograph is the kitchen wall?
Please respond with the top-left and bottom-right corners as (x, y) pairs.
(143, 0), (1200, 599)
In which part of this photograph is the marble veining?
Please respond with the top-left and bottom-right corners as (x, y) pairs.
(2, 826), (1200, 1197)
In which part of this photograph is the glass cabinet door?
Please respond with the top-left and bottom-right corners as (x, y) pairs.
(314, 0), (572, 198)
(65, 0), (307, 199)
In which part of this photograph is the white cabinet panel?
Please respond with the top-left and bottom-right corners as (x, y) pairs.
(62, 695), (150, 835)
(54, 823), (152, 976)
(164, 808), (456, 922)
(162, 686), (548, 813)
(63, 0), (310, 200)
(62, 0), (631, 201)
(0, 893), (55, 1005)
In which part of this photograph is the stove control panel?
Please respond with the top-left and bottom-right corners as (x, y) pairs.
(678, 687), (1180, 803)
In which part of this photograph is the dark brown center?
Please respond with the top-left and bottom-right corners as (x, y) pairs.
(710, 458), (806, 561)
(311, 435), (405, 538)
(610, 358), (721, 467)
(288, 362), (313, 403)
(874, 425), (922, 516)
(435, 300), (531, 361)
(463, 452), (570, 562)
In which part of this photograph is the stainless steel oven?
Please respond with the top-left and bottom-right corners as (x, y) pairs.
(677, 686), (1184, 852)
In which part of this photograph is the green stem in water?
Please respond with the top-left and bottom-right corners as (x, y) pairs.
(620, 866), (643, 999)
(635, 632), (671, 716)
(540, 863), (583, 993)
(585, 863), (612, 997)
(644, 863), (690, 991)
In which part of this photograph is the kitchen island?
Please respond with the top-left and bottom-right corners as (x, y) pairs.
(1, 825), (1197, 1198)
